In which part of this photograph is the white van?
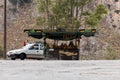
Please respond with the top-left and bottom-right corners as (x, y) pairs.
(7, 42), (45, 60)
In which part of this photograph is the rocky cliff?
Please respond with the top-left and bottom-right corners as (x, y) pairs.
(93, 0), (120, 33)
(80, 0), (120, 59)
(0, 0), (120, 59)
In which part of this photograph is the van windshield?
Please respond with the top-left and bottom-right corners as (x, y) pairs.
(21, 44), (34, 49)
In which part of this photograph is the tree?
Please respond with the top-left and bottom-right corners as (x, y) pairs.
(86, 5), (108, 28)
(35, 0), (108, 30)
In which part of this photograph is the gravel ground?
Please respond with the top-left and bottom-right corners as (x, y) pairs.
(0, 60), (120, 80)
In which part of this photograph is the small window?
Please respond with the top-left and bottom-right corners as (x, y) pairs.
(40, 44), (44, 50)
(29, 44), (39, 50)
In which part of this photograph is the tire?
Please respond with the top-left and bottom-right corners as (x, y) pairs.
(19, 53), (26, 60)
(11, 57), (16, 60)
(37, 58), (43, 60)
(11, 54), (16, 60)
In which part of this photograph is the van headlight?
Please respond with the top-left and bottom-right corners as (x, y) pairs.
(7, 52), (12, 56)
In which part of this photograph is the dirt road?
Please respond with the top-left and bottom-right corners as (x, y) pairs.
(0, 60), (120, 80)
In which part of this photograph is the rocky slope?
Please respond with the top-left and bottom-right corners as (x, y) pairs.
(93, 0), (120, 33)
(0, 0), (120, 59)
(80, 0), (120, 59)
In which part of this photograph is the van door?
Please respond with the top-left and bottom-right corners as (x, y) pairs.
(39, 43), (44, 56)
(27, 43), (41, 58)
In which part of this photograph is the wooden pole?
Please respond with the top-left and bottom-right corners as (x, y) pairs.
(3, 0), (7, 59)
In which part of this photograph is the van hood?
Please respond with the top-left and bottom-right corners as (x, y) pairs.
(9, 49), (24, 52)
(7, 49), (24, 56)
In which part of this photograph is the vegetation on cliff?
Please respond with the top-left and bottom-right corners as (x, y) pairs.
(35, 0), (107, 30)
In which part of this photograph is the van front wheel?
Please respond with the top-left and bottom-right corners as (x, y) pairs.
(11, 54), (16, 60)
(11, 57), (16, 60)
(19, 53), (26, 60)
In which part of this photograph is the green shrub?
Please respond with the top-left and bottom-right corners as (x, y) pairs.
(0, 5), (3, 8)
(9, 0), (32, 6)
(0, 46), (3, 58)
(103, 46), (118, 60)
(9, 8), (17, 12)
(8, 0), (18, 5)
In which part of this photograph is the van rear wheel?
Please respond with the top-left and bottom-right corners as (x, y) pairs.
(19, 53), (26, 60)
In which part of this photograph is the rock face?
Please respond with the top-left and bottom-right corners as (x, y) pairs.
(0, 0), (120, 59)
(92, 0), (120, 33)
(79, 0), (120, 59)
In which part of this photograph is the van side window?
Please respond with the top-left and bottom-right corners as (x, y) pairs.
(29, 44), (39, 50)
(40, 44), (44, 50)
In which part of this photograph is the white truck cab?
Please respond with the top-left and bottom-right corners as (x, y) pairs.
(7, 42), (45, 60)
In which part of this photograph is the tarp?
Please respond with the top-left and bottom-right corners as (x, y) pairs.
(24, 29), (96, 40)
